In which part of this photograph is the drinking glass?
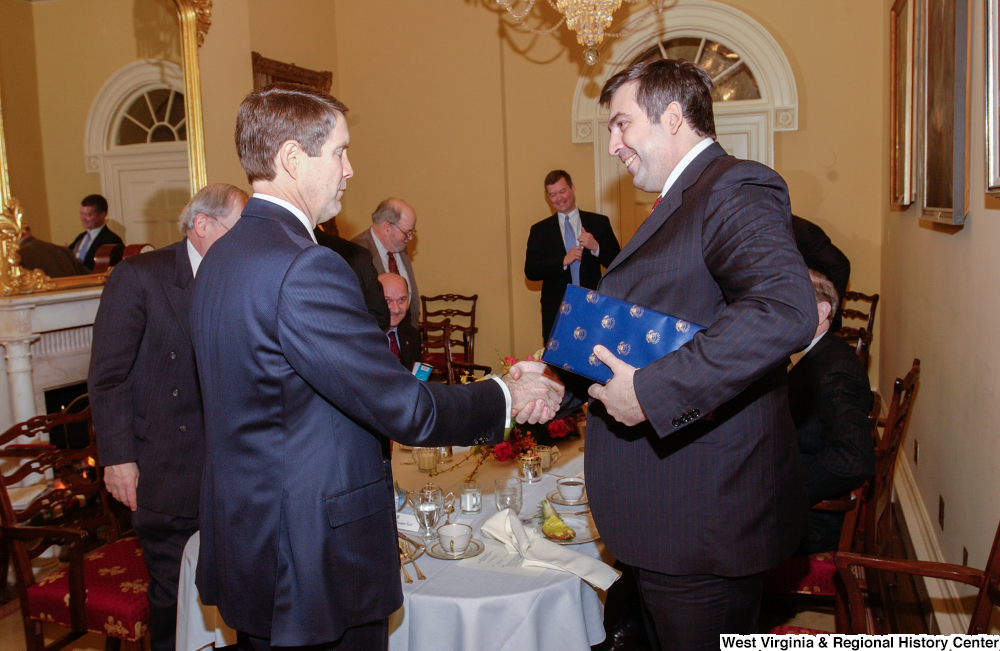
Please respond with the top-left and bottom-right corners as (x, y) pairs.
(412, 447), (439, 472)
(413, 483), (454, 542)
(494, 478), (523, 515)
(460, 482), (482, 514)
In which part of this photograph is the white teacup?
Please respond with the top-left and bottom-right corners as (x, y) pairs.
(556, 477), (586, 502)
(437, 523), (473, 556)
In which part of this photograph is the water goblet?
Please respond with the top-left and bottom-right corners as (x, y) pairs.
(412, 483), (450, 542)
(494, 478), (523, 515)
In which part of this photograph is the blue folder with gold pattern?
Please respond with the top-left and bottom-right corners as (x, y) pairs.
(541, 285), (706, 384)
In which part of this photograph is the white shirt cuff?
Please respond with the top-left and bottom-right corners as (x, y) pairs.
(491, 376), (512, 429)
(591, 244), (600, 256)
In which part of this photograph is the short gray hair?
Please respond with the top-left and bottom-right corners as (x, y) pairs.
(179, 183), (248, 235)
(809, 269), (839, 321)
(371, 198), (403, 226)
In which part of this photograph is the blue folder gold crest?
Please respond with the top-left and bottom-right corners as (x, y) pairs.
(541, 285), (706, 384)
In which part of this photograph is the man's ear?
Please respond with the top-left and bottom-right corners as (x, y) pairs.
(662, 101), (685, 135)
(277, 140), (301, 179)
(192, 213), (211, 238)
(817, 301), (833, 325)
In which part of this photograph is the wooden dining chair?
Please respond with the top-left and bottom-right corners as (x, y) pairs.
(855, 327), (873, 369)
(766, 392), (881, 632)
(836, 291), (879, 351)
(834, 517), (1000, 635)
(772, 358), (920, 634)
(420, 293), (478, 364)
(0, 407), (150, 651)
(419, 318), (454, 384)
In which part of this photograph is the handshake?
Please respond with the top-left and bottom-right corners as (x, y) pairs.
(500, 361), (565, 425)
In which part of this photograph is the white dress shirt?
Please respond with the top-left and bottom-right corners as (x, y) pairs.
(252, 193), (318, 244)
(659, 137), (716, 199)
(556, 207), (599, 268)
(187, 239), (203, 278)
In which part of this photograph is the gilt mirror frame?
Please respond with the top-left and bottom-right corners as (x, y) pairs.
(0, 0), (212, 296)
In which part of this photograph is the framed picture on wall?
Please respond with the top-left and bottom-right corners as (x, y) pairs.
(890, 0), (916, 206)
(988, 0), (1000, 194)
(919, 0), (971, 225)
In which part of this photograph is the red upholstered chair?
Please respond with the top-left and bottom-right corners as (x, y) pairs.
(420, 294), (478, 364)
(834, 516), (1000, 635)
(0, 407), (150, 651)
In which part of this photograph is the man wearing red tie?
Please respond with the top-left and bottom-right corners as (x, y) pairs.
(378, 273), (420, 371)
(352, 199), (419, 327)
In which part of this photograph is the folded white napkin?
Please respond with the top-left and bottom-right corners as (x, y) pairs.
(481, 509), (621, 590)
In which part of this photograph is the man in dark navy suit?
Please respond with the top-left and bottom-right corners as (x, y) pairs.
(90, 183), (248, 651)
(789, 271), (874, 554)
(190, 83), (562, 651)
(574, 60), (815, 649)
(379, 273), (421, 371)
(69, 194), (124, 270)
(525, 170), (620, 341)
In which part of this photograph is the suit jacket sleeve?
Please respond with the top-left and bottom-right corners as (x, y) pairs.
(634, 180), (817, 437)
(792, 216), (850, 300)
(524, 222), (566, 281)
(591, 215), (621, 268)
(801, 357), (875, 503)
(88, 263), (146, 466)
(348, 249), (391, 331)
(276, 247), (506, 446)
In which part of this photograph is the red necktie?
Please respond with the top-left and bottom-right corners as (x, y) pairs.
(388, 331), (401, 360)
(649, 195), (662, 216)
(387, 253), (400, 275)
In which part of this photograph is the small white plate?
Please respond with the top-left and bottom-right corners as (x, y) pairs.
(538, 514), (600, 545)
(426, 538), (485, 560)
(546, 489), (588, 506)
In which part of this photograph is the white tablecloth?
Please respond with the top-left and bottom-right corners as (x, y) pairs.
(175, 442), (608, 651)
(177, 531), (238, 651)
(389, 443), (609, 651)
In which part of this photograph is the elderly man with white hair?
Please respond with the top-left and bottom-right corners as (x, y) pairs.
(89, 182), (248, 651)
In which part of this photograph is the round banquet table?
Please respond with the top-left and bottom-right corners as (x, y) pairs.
(176, 441), (609, 651)
(388, 441), (609, 651)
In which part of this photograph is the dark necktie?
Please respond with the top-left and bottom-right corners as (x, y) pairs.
(563, 214), (580, 286)
(387, 252), (400, 275)
(388, 331), (401, 360)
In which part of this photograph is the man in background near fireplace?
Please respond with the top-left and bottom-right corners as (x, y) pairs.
(352, 198), (419, 327)
(89, 183), (247, 651)
(69, 194), (124, 271)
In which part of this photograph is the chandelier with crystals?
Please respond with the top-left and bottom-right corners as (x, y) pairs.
(495, 0), (666, 64)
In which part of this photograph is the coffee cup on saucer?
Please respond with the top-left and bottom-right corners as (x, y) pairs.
(556, 477), (586, 503)
(437, 523), (473, 556)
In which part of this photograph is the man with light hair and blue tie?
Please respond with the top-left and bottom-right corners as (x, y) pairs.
(524, 169), (621, 342)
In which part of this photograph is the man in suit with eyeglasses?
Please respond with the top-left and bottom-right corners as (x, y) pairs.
(352, 198), (420, 327)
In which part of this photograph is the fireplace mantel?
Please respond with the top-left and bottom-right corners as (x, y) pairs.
(0, 287), (103, 434)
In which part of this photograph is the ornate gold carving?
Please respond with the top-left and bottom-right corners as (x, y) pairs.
(174, 0), (211, 192)
(252, 52), (333, 94)
(0, 199), (56, 296)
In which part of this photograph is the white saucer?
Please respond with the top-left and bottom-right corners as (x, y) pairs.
(546, 489), (588, 506)
(426, 538), (485, 560)
(536, 514), (600, 545)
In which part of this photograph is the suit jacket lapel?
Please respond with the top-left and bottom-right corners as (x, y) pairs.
(363, 231), (388, 274)
(164, 242), (195, 346)
(603, 143), (727, 277)
(244, 197), (313, 241)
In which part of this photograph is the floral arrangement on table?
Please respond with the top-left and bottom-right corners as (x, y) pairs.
(453, 350), (585, 481)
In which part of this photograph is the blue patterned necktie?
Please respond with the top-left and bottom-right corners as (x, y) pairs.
(76, 232), (92, 262)
(563, 214), (580, 286)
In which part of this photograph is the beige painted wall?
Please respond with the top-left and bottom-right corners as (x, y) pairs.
(881, 0), (1000, 572)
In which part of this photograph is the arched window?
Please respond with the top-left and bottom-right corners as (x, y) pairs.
(630, 37), (761, 102)
(116, 88), (187, 146)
